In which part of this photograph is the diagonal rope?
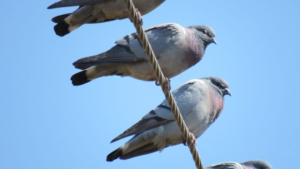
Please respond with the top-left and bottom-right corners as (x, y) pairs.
(123, 0), (204, 169)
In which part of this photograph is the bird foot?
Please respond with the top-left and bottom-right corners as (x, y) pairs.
(126, 8), (143, 26)
(155, 77), (171, 91)
(183, 132), (197, 146)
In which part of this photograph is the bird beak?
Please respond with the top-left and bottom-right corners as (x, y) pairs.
(212, 37), (217, 45)
(224, 88), (231, 96)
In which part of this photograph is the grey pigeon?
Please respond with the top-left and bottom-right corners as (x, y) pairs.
(71, 23), (217, 86)
(205, 160), (272, 169)
(106, 77), (230, 161)
(48, 0), (165, 36)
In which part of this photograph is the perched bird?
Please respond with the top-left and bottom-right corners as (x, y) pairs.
(48, 0), (165, 36)
(106, 77), (230, 161)
(205, 160), (273, 169)
(71, 23), (217, 86)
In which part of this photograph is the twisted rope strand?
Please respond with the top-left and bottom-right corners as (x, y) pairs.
(123, 1), (204, 169)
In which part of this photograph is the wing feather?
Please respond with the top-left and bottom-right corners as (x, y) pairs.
(120, 143), (158, 160)
(48, 0), (104, 9)
(111, 111), (172, 143)
(73, 45), (145, 69)
(73, 23), (182, 69)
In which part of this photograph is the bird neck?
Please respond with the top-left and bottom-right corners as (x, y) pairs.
(192, 30), (208, 49)
(211, 86), (225, 121)
(186, 28), (206, 58)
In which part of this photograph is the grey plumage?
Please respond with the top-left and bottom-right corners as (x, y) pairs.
(48, 0), (165, 36)
(71, 23), (216, 86)
(205, 160), (272, 169)
(107, 77), (230, 161)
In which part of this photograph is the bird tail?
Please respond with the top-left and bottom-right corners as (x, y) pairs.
(53, 6), (94, 36)
(51, 13), (71, 23)
(107, 144), (158, 162)
(71, 65), (126, 86)
(120, 143), (158, 160)
(52, 5), (117, 36)
(73, 53), (107, 70)
(107, 148), (123, 162)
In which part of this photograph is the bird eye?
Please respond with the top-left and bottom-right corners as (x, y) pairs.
(204, 30), (208, 34)
(216, 82), (221, 87)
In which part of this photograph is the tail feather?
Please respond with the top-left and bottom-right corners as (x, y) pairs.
(51, 4), (120, 36)
(71, 70), (89, 86)
(73, 53), (106, 70)
(107, 144), (158, 162)
(53, 6), (93, 36)
(107, 128), (163, 161)
(71, 65), (126, 86)
(107, 148), (123, 162)
(120, 143), (158, 160)
(52, 13), (71, 23)
(54, 21), (71, 36)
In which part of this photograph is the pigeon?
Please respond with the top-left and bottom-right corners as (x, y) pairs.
(71, 23), (217, 86)
(205, 160), (273, 169)
(106, 77), (230, 161)
(48, 0), (165, 36)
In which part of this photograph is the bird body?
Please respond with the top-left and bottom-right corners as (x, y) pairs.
(48, 0), (165, 36)
(71, 23), (216, 86)
(107, 77), (230, 161)
(205, 160), (273, 169)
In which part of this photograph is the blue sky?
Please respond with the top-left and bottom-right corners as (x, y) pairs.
(1, 0), (299, 169)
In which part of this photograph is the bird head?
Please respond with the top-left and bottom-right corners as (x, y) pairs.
(204, 77), (231, 97)
(189, 25), (217, 45)
(242, 160), (273, 169)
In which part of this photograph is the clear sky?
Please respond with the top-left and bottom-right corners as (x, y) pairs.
(1, 1), (299, 169)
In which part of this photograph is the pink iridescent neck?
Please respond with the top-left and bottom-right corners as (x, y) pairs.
(213, 89), (224, 113)
(210, 87), (224, 122)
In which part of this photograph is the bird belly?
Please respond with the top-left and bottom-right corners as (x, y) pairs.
(125, 57), (188, 81)
(124, 34), (191, 80)
(183, 104), (212, 138)
(93, 0), (164, 20)
(93, 2), (127, 20)
(158, 122), (186, 147)
(158, 51), (190, 78)
(125, 62), (156, 81)
(132, 0), (166, 14)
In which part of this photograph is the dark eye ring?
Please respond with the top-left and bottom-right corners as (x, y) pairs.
(204, 30), (208, 34)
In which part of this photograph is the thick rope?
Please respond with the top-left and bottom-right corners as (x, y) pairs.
(123, 1), (204, 169)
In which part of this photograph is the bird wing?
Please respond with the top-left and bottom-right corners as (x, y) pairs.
(73, 45), (143, 69)
(205, 162), (243, 169)
(73, 23), (182, 69)
(153, 80), (200, 120)
(110, 79), (200, 143)
(110, 110), (172, 143)
(115, 23), (182, 61)
(48, 0), (104, 9)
